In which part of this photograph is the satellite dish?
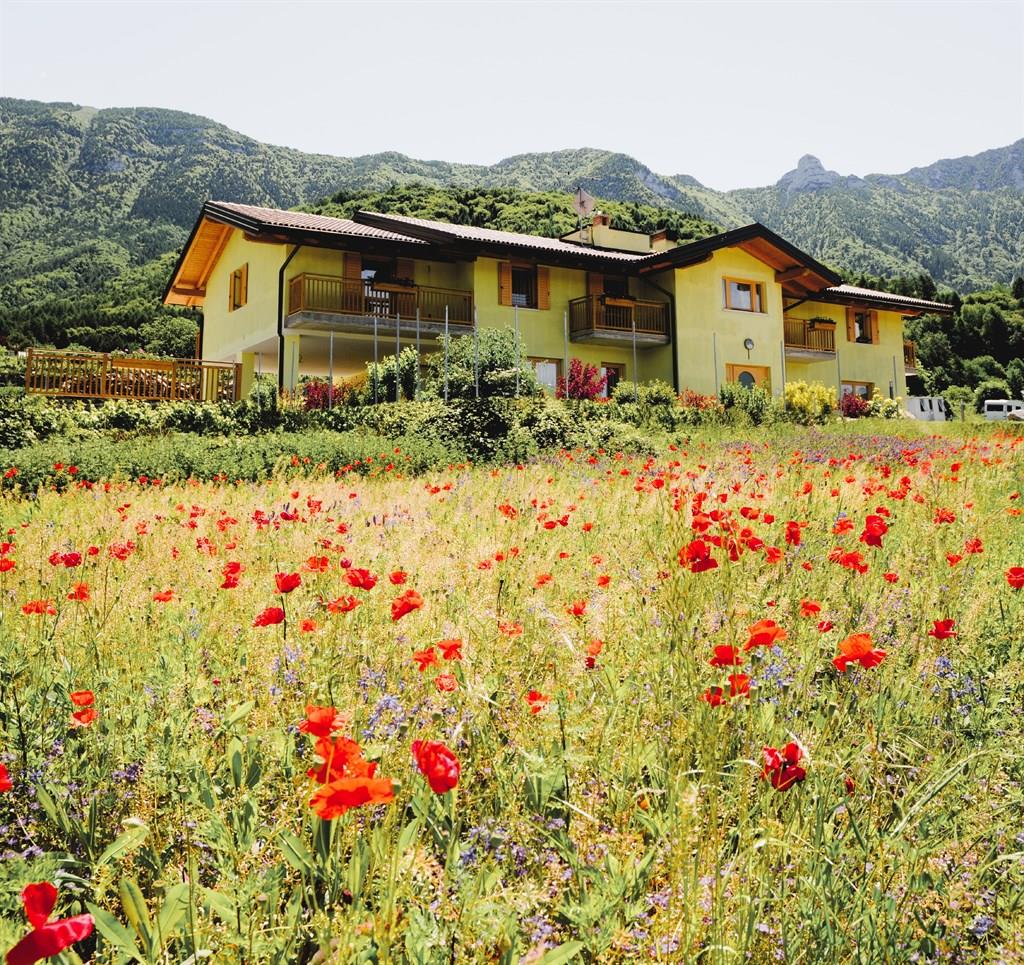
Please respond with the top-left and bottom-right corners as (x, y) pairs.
(572, 186), (596, 218)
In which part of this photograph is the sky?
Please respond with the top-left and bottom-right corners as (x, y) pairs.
(1, 0), (1022, 191)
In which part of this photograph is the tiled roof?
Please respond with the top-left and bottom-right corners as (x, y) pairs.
(354, 211), (647, 263)
(820, 284), (952, 313)
(206, 201), (427, 244)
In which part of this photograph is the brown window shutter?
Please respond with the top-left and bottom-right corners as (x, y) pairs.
(587, 272), (603, 296)
(228, 271), (234, 312)
(396, 258), (415, 284)
(845, 307), (856, 343)
(498, 261), (512, 306)
(343, 253), (362, 280)
(241, 263), (248, 306)
(537, 266), (550, 310)
(870, 311), (879, 344)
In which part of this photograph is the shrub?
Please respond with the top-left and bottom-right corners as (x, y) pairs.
(974, 379), (1013, 412)
(719, 382), (772, 426)
(838, 393), (870, 418)
(784, 380), (835, 425)
(0, 393), (72, 449)
(81, 399), (159, 434)
(867, 391), (902, 420)
(557, 358), (607, 401)
(363, 346), (420, 403)
(942, 385), (974, 418)
(424, 329), (540, 400)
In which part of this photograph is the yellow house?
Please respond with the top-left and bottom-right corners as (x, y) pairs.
(163, 203), (951, 401)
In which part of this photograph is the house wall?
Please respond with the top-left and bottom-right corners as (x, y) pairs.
(202, 230), (285, 361)
(671, 248), (786, 395)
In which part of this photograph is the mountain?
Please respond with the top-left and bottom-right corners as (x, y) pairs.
(1, 96), (1023, 348)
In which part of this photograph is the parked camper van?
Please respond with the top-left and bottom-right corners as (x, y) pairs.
(983, 399), (1024, 421)
(904, 397), (948, 422)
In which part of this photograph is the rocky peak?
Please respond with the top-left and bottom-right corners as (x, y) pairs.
(776, 155), (843, 195)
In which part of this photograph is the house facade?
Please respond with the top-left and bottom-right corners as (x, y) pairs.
(163, 202), (950, 400)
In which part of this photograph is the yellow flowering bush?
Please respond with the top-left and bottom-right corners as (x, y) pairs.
(783, 380), (835, 425)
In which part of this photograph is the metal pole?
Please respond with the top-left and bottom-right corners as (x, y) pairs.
(779, 340), (786, 399)
(836, 350), (842, 402)
(514, 305), (520, 397)
(443, 305), (449, 402)
(892, 355), (898, 399)
(395, 313), (401, 402)
(473, 306), (480, 400)
(328, 334), (334, 410)
(712, 333), (719, 395)
(631, 312), (638, 398)
(415, 308), (421, 401)
(373, 313), (379, 405)
(563, 310), (569, 398)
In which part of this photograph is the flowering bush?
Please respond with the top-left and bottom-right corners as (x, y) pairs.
(784, 380), (835, 425)
(838, 392), (870, 418)
(556, 358), (607, 401)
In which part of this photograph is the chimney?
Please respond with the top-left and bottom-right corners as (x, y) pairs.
(649, 227), (677, 252)
(592, 210), (610, 227)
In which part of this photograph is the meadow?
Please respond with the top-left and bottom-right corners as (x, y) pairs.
(1, 426), (1023, 963)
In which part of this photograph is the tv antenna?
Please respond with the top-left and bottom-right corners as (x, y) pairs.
(572, 185), (596, 239)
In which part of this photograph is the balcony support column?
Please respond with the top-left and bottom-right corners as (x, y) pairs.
(282, 334), (301, 395)
(240, 352), (257, 398)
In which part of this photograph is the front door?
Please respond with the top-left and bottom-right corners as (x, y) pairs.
(726, 363), (771, 390)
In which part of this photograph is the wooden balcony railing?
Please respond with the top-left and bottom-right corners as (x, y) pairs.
(288, 274), (473, 324)
(568, 295), (670, 337)
(24, 350), (241, 402)
(784, 317), (836, 353)
(904, 340), (917, 369)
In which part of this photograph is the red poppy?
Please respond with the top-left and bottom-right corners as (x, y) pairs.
(761, 742), (806, 791)
(833, 632), (887, 672)
(7, 882), (94, 965)
(945, 553), (963, 567)
(525, 690), (550, 714)
(566, 599), (587, 618)
(66, 583), (90, 602)
(743, 619), (788, 651)
(307, 735), (376, 784)
(69, 691), (94, 707)
(308, 776), (395, 820)
(859, 515), (888, 549)
(152, 589), (174, 603)
(413, 648), (438, 672)
(21, 600), (56, 616)
(438, 639), (463, 661)
(304, 556), (330, 573)
(253, 606), (286, 627)
(70, 708), (97, 729)
(0, 763), (11, 792)
(389, 570), (408, 585)
(699, 686), (725, 707)
(535, 573), (553, 588)
(678, 539), (718, 573)
(326, 595), (360, 614)
(928, 619), (957, 640)
(345, 568), (378, 591)
(434, 673), (458, 693)
(709, 645), (743, 667)
(298, 705), (345, 738)
(498, 621), (524, 637)
(817, 620), (834, 633)
(964, 537), (983, 555)
(728, 673), (750, 697)
(1006, 566), (1024, 589)
(300, 619), (318, 633)
(412, 740), (461, 794)
(275, 572), (302, 594)
(933, 507), (956, 524)
(844, 775), (856, 796)
(391, 589), (424, 621)
(799, 599), (821, 618)
(0, 559), (14, 573)
(585, 638), (603, 669)
(883, 572), (899, 584)
(784, 521), (802, 546)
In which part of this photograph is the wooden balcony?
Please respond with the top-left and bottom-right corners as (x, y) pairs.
(784, 317), (836, 360)
(286, 274), (473, 334)
(568, 295), (670, 346)
(904, 340), (918, 373)
(24, 350), (241, 402)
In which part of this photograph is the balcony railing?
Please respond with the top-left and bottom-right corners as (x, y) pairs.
(784, 317), (836, 353)
(287, 274), (473, 325)
(25, 350), (241, 402)
(904, 340), (917, 370)
(568, 295), (670, 338)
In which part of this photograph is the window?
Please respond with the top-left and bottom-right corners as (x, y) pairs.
(530, 357), (562, 394)
(229, 264), (248, 311)
(511, 267), (537, 308)
(723, 277), (764, 313)
(853, 311), (872, 343)
(846, 308), (878, 345)
(600, 363), (624, 397)
(841, 381), (874, 400)
(603, 276), (630, 298)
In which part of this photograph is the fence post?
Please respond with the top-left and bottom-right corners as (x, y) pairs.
(395, 313), (402, 402)
(328, 334), (334, 410)
(474, 306), (480, 400)
(563, 310), (569, 397)
(443, 305), (449, 403)
(24, 348), (33, 394)
(103, 354), (111, 400)
(415, 308), (421, 401)
(373, 313), (379, 406)
(514, 305), (520, 398)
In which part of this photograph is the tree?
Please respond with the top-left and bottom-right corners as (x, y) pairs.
(1012, 275), (1024, 301)
(140, 317), (200, 358)
(557, 359), (607, 400)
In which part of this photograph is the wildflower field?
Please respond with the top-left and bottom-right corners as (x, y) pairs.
(1, 427), (1024, 963)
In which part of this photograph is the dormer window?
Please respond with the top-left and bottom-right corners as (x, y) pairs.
(723, 277), (764, 313)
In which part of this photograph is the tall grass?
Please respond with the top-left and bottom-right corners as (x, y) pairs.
(0, 427), (1022, 963)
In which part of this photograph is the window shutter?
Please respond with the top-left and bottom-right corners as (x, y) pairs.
(587, 272), (603, 296)
(845, 307), (856, 343)
(869, 311), (879, 344)
(228, 270), (234, 312)
(537, 266), (550, 311)
(396, 258), (415, 284)
(498, 262), (512, 306)
(343, 253), (362, 280)
(241, 263), (248, 306)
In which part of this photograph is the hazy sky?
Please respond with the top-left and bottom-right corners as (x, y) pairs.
(2, 0), (1021, 190)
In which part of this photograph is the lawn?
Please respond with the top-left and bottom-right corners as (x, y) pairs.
(1, 426), (1023, 963)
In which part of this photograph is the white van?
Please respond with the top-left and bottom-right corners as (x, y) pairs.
(904, 397), (948, 422)
(983, 399), (1024, 421)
